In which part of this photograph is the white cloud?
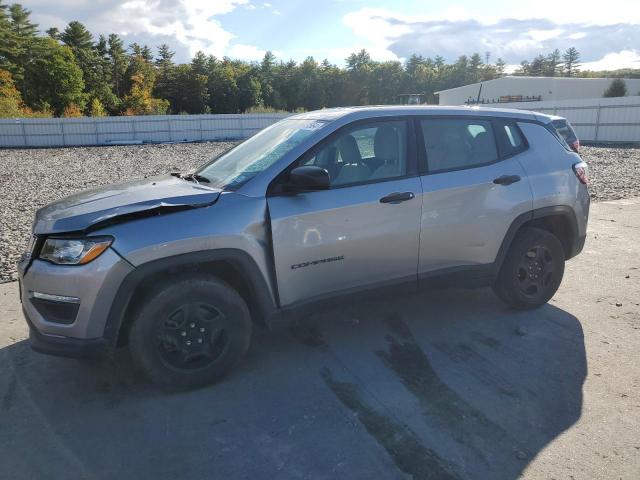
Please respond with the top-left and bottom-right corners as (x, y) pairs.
(28, 0), (266, 61)
(227, 43), (265, 60)
(342, 7), (640, 65)
(101, 0), (250, 58)
(581, 50), (640, 70)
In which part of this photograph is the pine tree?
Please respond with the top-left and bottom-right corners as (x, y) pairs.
(529, 55), (547, 76)
(155, 44), (174, 71)
(563, 47), (581, 77)
(0, 2), (10, 70)
(154, 44), (175, 103)
(469, 53), (483, 82)
(141, 45), (153, 63)
(191, 51), (208, 76)
(603, 78), (627, 97)
(60, 21), (93, 51)
(1, 4), (38, 89)
(546, 49), (561, 77)
(107, 34), (128, 97)
(46, 27), (59, 39)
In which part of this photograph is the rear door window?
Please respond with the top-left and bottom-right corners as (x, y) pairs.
(420, 118), (498, 173)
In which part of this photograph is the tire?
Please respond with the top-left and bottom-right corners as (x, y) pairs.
(129, 275), (251, 390)
(493, 227), (565, 310)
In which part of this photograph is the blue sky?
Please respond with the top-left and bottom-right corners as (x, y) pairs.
(21, 0), (640, 70)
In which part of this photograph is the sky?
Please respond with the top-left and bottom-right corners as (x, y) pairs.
(19, 0), (640, 71)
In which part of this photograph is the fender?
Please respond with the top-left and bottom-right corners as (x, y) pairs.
(494, 205), (581, 275)
(102, 248), (278, 345)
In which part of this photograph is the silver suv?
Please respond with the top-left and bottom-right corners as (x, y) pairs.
(18, 106), (590, 389)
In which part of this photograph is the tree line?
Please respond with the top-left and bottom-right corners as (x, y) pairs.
(1, 1), (638, 118)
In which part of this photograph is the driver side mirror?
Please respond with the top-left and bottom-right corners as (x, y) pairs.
(288, 166), (330, 191)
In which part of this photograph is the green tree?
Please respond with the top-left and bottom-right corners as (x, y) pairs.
(237, 67), (262, 112)
(168, 64), (209, 113)
(154, 43), (175, 101)
(563, 47), (581, 77)
(107, 33), (128, 97)
(60, 21), (115, 114)
(0, 68), (27, 116)
(545, 49), (562, 76)
(191, 50), (209, 76)
(89, 97), (106, 116)
(123, 71), (168, 115)
(369, 60), (404, 104)
(469, 53), (483, 82)
(0, 3), (38, 89)
(259, 50), (277, 107)
(603, 78), (627, 97)
(23, 38), (85, 115)
(346, 49), (373, 104)
(529, 55), (547, 76)
(208, 61), (239, 113)
(45, 26), (58, 39)
(60, 21), (93, 51)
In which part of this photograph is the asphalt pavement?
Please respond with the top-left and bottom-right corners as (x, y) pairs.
(1, 198), (638, 480)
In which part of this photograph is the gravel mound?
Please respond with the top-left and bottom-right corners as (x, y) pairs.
(0, 142), (235, 283)
(1, 142), (639, 283)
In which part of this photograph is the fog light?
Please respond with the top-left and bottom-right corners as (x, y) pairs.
(30, 292), (80, 325)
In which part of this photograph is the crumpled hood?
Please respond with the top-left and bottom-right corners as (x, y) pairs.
(33, 175), (221, 234)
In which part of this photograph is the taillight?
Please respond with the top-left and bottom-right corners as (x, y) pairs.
(571, 139), (580, 154)
(573, 161), (588, 185)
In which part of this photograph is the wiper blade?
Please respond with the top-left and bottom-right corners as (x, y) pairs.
(171, 172), (211, 183)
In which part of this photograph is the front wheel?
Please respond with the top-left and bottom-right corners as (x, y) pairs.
(493, 227), (565, 310)
(129, 276), (251, 390)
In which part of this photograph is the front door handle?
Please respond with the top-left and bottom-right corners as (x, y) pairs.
(493, 175), (521, 186)
(379, 191), (415, 204)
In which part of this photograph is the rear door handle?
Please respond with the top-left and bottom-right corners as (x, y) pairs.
(379, 191), (415, 204)
(493, 175), (521, 186)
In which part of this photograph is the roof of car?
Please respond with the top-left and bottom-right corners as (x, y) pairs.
(288, 105), (541, 122)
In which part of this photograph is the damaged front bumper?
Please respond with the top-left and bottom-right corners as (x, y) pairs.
(18, 247), (134, 359)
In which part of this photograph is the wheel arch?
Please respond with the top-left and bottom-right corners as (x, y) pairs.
(103, 249), (278, 348)
(495, 206), (580, 275)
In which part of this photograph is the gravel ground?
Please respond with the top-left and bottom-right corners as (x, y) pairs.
(1, 143), (639, 283)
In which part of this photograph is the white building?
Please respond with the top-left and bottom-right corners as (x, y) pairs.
(436, 76), (640, 106)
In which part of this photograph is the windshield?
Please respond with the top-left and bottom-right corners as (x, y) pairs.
(197, 119), (326, 190)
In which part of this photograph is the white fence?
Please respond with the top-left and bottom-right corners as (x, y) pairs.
(2, 97), (639, 147)
(495, 95), (640, 143)
(0, 113), (291, 148)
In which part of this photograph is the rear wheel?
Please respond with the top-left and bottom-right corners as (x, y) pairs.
(129, 276), (251, 390)
(494, 227), (565, 310)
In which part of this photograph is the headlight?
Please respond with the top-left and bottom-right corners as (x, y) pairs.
(39, 237), (113, 265)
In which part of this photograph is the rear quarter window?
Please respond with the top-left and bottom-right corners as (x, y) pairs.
(494, 120), (527, 157)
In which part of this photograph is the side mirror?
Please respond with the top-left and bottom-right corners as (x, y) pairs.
(288, 166), (330, 191)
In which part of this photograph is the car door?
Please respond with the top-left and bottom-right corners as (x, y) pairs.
(267, 119), (422, 307)
(417, 116), (533, 275)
